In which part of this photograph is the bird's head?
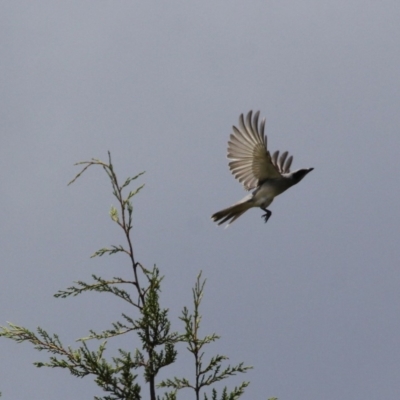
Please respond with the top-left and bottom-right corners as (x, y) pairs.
(291, 168), (314, 184)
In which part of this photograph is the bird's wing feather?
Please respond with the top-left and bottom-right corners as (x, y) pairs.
(228, 111), (283, 190)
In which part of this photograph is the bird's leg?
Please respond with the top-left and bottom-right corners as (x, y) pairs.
(261, 208), (272, 223)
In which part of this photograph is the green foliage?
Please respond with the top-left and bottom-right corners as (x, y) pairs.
(0, 322), (141, 399)
(158, 272), (252, 400)
(0, 152), (253, 399)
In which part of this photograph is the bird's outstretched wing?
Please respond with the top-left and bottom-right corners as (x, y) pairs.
(227, 111), (293, 190)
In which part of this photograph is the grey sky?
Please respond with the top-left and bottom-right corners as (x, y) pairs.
(1, 1), (400, 399)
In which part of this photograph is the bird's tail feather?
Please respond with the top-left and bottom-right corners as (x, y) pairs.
(211, 201), (252, 226)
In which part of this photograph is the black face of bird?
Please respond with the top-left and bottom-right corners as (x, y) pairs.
(292, 168), (314, 184)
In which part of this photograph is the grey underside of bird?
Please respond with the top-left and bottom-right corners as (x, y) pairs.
(211, 181), (285, 225)
(212, 110), (313, 227)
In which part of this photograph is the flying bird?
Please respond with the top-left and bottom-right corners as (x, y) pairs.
(211, 111), (313, 226)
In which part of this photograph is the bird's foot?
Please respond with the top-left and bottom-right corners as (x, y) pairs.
(261, 209), (272, 223)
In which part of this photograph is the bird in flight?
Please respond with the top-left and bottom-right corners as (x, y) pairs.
(211, 111), (313, 226)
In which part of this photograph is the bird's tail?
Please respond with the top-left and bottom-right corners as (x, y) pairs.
(211, 200), (252, 226)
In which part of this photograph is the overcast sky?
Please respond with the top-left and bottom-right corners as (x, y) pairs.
(1, 1), (400, 399)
